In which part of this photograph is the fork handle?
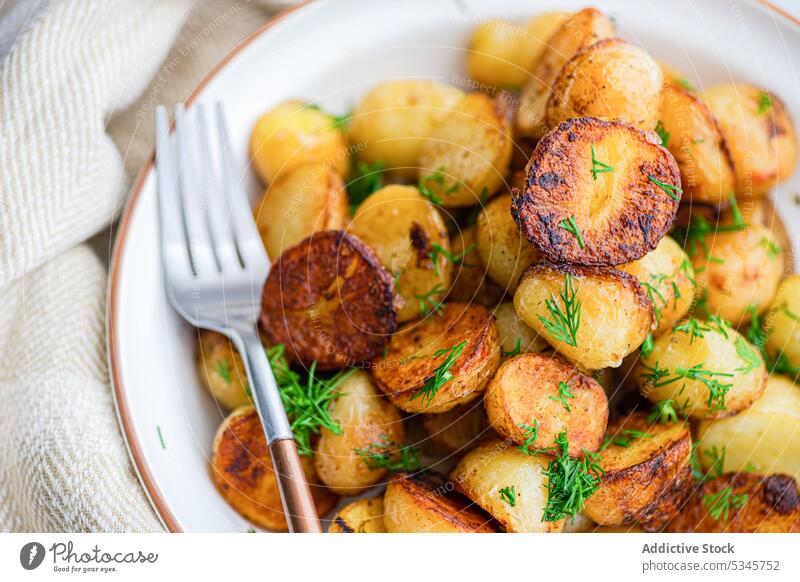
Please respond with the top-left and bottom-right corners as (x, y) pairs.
(269, 439), (323, 533)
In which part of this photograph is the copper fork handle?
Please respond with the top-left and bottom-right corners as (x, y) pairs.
(269, 439), (323, 533)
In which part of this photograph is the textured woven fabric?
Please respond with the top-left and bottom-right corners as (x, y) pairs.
(0, 0), (281, 532)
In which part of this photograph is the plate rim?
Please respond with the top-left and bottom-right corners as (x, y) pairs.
(106, 0), (800, 532)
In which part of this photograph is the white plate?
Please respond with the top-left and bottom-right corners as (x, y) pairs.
(108, 0), (800, 532)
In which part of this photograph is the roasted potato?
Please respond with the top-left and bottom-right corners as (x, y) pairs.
(583, 413), (691, 526)
(211, 407), (337, 531)
(665, 472), (800, 533)
(450, 439), (565, 533)
(697, 374), (800, 483)
(492, 301), (549, 355)
(765, 275), (800, 369)
(348, 80), (464, 172)
(249, 100), (349, 184)
(447, 225), (505, 306)
(328, 497), (387, 533)
(659, 62), (696, 92)
(370, 302), (501, 413)
(254, 163), (348, 260)
(197, 330), (251, 410)
(260, 230), (396, 370)
(417, 93), (512, 207)
(348, 185), (451, 322)
(485, 353), (608, 455)
(383, 472), (496, 532)
(314, 371), (405, 495)
(514, 263), (653, 370)
(635, 321), (767, 419)
(421, 401), (489, 454)
(703, 83), (798, 198)
(512, 118), (681, 266)
(476, 194), (539, 290)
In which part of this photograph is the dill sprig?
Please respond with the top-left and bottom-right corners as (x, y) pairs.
(428, 242), (475, 277)
(414, 284), (445, 316)
(648, 175), (683, 202)
(499, 486), (517, 507)
(600, 429), (652, 451)
(640, 273), (668, 327)
(215, 359), (232, 384)
(694, 444), (727, 483)
(410, 341), (468, 406)
(734, 336), (762, 373)
(502, 337), (522, 358)
(673, 318), (712, 343)
(590, 142), (614, 179)
(703, 486), (748, 522)
(347, 160), (385, 213)
(675, 364), (734, 412)
(640, 333), (655, 358)
(353, 434), (422, 472)
(418, 168), (459, 205)
(745, 306), (800, 379)
(673, 193), (746, 260)
(760, 237), (783, 260)
(647, 398), (687, 424)
(549, 380), (575, 412)
(518, 420), (540, 455)
(558, 215), (585, 248)
(655, 119), (670, 147)
(757, 92), (772, 116)
(541, 432), (605, 522)
(536, 273), (581, 347)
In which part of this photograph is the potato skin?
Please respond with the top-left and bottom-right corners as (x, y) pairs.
(450, 439), (565, 533)
(260, 230), (396, 370)
(313, 371), (405, 495)
(197, 330), (251, 410)
(514, 263), (653, 370)
(485, 353), (608, 456)
(370, 303), (501, 413)
(421, 401), (489, 454)
(583, 413), (691, 526)
(328, 497), (387, 533)
(211, 407), (337, 531)
(513, 118), (681, 267)
(492, 302), (549, 355)
(665, 472), (800, 533)
(249, 100), (348, 184)
(446, 225), (505, 306)
(765, 275), (800, 369)
(254, 163), (348, 260)
(383, 472), (496, 532)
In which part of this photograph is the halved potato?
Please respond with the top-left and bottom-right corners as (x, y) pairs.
(697, 375), (800, 483)
(512, 118), (681, 266)
(211, 406), (337, 531)
(514, 263), (653, 369)
(348, 185), (451, 323)
(450, 439), (565, 533)
(637, 463), (694, 532)
(370, 303), (501, 413)
(665, 472), (800, 533)
(545, 39), (662, 134)
(249, 100), (348, 184)
(635, 322), (767, 419)
(492, 302), (549, 355)
(328, 497), (387, 533)
(313, 371), (405, 495)
(703, 83), (798, 198)
(417, 93), (512, 207)
(476, 193), (539, 290)
(260, 230), (396, 369)
(659, 82), (736, 206)
(383, 472), (496, 532)
(582, 413), (691, 526)
(765, 276), (800, 369)
(485, 352), (608, 455)
(421, 401), (489, 454)
(447, 225), (505, 306)
(197, 330), (251, 410)
(347, 80), (464, 172)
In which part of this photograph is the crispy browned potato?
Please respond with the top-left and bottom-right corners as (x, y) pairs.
(260, 230), (396, 370)
(638, 464), (694, 532)
(383, 472), (496, 532)
(512, 118), (681, 266)
(212, 407), (337, 531)
(197, 330), (251, 410)
(446, 225), (505, 306)
(665, 473), (800, 533)
(765, 276), (800, 369)
(450, 439), (565, 533)
(328, 497), (387, 533)
(370, 303), (501, 414)
(514, 263), (654, 369)
(492, 302), (549, 354)
(313, 371), (405, 495)
(485, 353), (608, 455)
(421, 401), (489, 454)
(582, 413), (691, 526)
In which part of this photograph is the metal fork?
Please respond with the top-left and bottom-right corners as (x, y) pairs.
(155, 103), (321, 533)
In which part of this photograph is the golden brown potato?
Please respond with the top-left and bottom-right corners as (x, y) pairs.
(635, 321), (767, 419)
(765, 275), (800, 369)
(348, 80), (464, 172)
(545, 39), (662, 134)
(370, 303), (501, 414)
(383, 472), (496, 532)
(513, 118), (681, 266)
(691, 224), (784, 326)
(583, 413), (691, 526)
(313, 371), (405, 495)
(659, 82), (736, 206)
(659, 62), (696, 92)
(254, 163), (348, 260)
(421, 401), (489, 454)
(665, 472), (800, 533)
(514, 263), (653, 370)
(485, 353), (608, 455)
(447, 226), (505, 306)
(348, 185), (452, 323)
(492, 302), (549, 355)
(450, 439), (565, 533)
(249, 100), (348, 184)
(476, 194), (539, 290)
(697, 374), (800, 483)
(260, 231), (396, 369)
(619, 236), (696, 336)
(197, 330), (251, 410)
(328, 497), (387, 533)
(417, 93), (512, 207)
(703, 83), (798, 198)
(211, 407), (337, 531)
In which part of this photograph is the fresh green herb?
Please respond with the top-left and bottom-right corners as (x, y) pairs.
(641, 333), (655, 358)
(354, 434), (422, 472)
(678, 257), (697, 287)
(418, 168), (459, 205)
(757, 92), (773, 116)
(783, 305), (800, 322)
(693, 288), (711, 318)
(215, 359), (232, 384)
(673, 318), (712, 343)
(541, 432), (605, 522)
(415, 284), (445, 316)
(640, 274), (668, 326)
(590, 142), (614, 180)
(518, 420), (540, 455)
(536, 273), (581, 347)
(708, 314), (732, 338)
(674, 364), (734, 412)
(647, 398), (686, 424)
(502, 337), (522, 358)
(640, 360), (672, 388)
(703, 486), (748, 522)
(331, 109), (353, 129)
(499, 486), (517, 507)
(673, 193), (746, 261)
(409, 341), (468, 406)
(156, 426), (166, 450)
(428, 242), (475, 276)
(743, 462), (757, 473)
(648, 175), (683, 201)
(734, 336), (762, 373)
(347, 160), (385, 213)
(246, 527), (257, 533)
(655, 120), (670, 147)
(558, 215), (585, 248)
(600, 429), (652, 451)
(549, 380), (575, 412)
(676, 77), (695, 92)
(727, 193), (747, 230)
(700, 445), (727, 482)
(760, 237), (783, 260)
